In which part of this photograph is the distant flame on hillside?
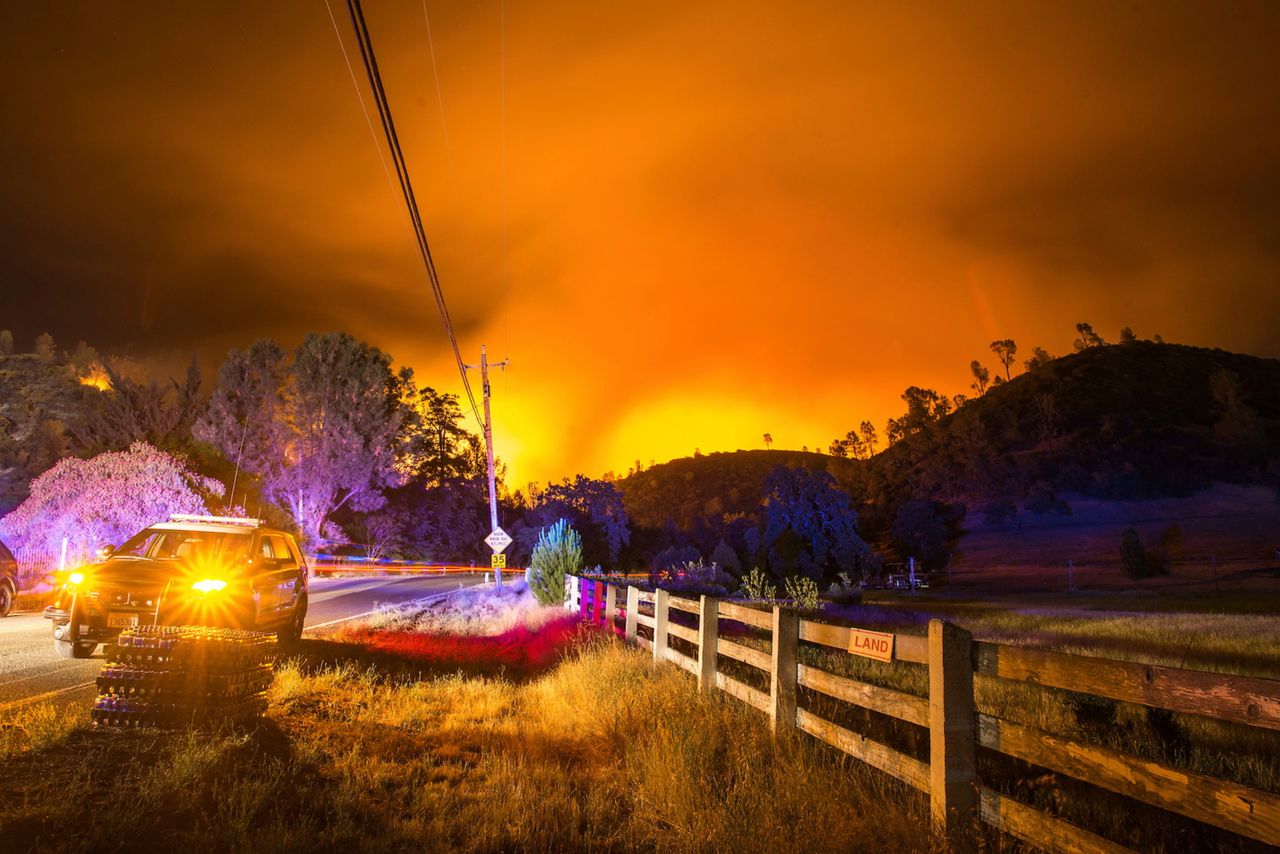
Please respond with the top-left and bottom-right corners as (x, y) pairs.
(79, 365), (111, 391)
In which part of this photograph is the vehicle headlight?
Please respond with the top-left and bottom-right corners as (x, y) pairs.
(68, 571), (86, 586)
(192, 579), (227, 594)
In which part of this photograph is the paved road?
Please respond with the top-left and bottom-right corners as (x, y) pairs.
(0, 574), (486, 714)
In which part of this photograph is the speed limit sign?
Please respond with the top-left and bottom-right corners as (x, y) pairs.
(491, 553), (506, 570)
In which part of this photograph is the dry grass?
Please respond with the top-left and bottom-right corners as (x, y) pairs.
(0, 617), (929, 852)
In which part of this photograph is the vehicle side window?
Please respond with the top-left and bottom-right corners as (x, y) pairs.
(257, 537), (277, 561)
(266, 536), (298, 570)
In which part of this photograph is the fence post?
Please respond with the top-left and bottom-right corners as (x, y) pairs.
(565, 574), (580, 613)
(770, 605), (799, 734)
(625, 586), (639, 641)
(653, 588), (670, 663)
(697, 595), (718, 692)
(604, 584), (618, 631)
(928, 619), (977, 843)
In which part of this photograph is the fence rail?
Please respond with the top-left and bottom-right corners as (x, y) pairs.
(566, 574), (1280, 852)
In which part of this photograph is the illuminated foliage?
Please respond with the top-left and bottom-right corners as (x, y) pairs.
(755, 465), (870, 581)
(195, 333), (406, 546)
(531, 475), (629, 565)
(740, 567), (776, 601)
(527, 519), (582, 606)
(783, 574), (821, 610)
(0, 442), (220, 564)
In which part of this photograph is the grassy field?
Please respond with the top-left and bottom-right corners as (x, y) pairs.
(5, 583), (1277, 852)
(0, 601), (930, 853)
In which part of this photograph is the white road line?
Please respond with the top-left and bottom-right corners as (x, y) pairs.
(0, 680), (96, 713)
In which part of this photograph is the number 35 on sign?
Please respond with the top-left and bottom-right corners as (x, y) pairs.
(490, 553), (506, 570)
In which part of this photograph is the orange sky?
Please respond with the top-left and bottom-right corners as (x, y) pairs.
(2, 2), (1279, 487)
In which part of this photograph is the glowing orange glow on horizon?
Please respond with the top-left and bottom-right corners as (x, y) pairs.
(3, 4), (1278, 486)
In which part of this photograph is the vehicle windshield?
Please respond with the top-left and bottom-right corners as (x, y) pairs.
(115, 528), (252, 565)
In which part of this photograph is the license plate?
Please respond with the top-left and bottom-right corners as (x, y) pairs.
(108, 612), (139, 629)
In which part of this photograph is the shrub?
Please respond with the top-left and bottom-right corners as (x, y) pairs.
(527, 519), (582, 606)
(0, 442), (220, 566)
(660, 560), (737, 596)
(1120, 526), (1167, 579)
(740, 567), (776, 601)
(783, 575), (822, 610)
(825, 572), (863, 605)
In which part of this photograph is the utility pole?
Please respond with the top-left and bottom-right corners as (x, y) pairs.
(467, 345), (509, 585)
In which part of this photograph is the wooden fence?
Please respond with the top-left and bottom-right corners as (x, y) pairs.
(565, 575), (1280, 852)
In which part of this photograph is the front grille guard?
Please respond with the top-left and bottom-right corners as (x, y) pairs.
(63, 579), (175, 643)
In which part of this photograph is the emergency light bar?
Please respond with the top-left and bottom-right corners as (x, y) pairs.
(169, 514), (264, 527)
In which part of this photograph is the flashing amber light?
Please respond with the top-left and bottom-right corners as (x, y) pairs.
(192, 579), (227, 594)
(67, 571), (85, 586)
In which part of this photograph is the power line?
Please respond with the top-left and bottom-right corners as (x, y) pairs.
(420, 0), (455, 181)
(323, 0), (398, 200)
(339, 0), (482, 429)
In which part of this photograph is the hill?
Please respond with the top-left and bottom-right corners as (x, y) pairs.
(614, 342), (1280, 573)
(862, 341), (1280, 509)
(617, 449), (860, 531)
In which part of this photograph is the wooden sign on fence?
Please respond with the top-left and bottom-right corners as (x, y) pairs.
(848, 628), (895, 662)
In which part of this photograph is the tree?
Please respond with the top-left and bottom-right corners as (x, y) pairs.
(527, 519), (581, 605)
(1119, 326), (1138, 345)
(969, 360), (991, 396)
(828, 438), (848, 458)
(1023, 346), (1053, 372)
(194, 333), (406, 547)
(532, 475), (630, 565)
(397, 479), (488, 562)
(859, 421), (878, 457)
(709, 538), (741, 575)
(1073, 322), (1106, 351)
(763, 433), (773, 450)
(0, 442), (221, 565)
(759, 465), (871, 581)
(990, 339), (1017, 380)
(890, 499), (959, 571)
(356, 508), (407, 563)
(0, 330), (12, 355)
(397, 383), (482, 485)
(34, 333), (56, 361)
(886, 387), (951, 445)
(70, 359), (203, 455)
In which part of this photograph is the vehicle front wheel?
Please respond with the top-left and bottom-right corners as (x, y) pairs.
(54, 637), (97, 659)
(0, 583), (12, 617)
(276, 595), (307, 646)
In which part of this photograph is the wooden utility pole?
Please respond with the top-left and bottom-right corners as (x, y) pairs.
(468, 345), (508, 586)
